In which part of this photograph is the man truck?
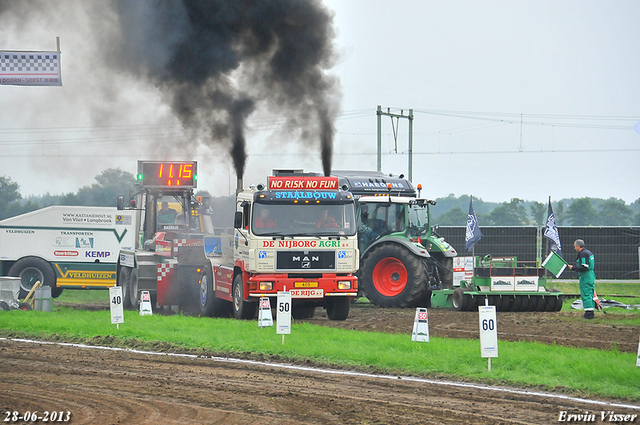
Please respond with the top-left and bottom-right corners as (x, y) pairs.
(116, 161), (359, 320)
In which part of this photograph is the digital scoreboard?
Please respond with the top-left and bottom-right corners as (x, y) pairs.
(137, 161), (197, 189)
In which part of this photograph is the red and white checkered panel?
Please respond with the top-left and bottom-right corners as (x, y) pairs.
(157, 263), (175, 283)
(172, 238), (203, 254)
(172, 239), (187, 254)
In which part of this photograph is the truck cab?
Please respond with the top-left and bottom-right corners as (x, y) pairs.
(201, 175), (360, 320)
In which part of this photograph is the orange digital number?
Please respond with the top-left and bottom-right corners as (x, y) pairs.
(181, 164), (193, 178)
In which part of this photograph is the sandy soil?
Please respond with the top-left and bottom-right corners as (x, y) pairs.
(307, 304), (640, 353)
(2, 301), (638, 424)
(1, 339), (637, 425)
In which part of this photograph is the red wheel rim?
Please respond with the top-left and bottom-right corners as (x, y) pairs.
(372, 257), (407, 297)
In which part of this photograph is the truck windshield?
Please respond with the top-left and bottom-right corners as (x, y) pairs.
(252, 202), (356, 237)
(407, 204), (429, 238)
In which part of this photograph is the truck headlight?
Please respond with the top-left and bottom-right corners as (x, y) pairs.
(259, 282), (273, 291)
(337, 281), (351, 290)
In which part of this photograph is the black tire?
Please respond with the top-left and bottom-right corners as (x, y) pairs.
(0, 301), (11, 311)
(531, 296), (545, 312)
(474, 295), (488, 309)
(199, 266), (216, 317)
(292, 304), (316, 320)
(199, 266), (231, 317)
(488, 295), (503, 311)
(452, 287), (469, 311)
(553, 295), (564, 312)
(498, 295), (514, 312)
(511, 295), (529, 312)
(527, 296), (540, 311)
(129, 268), (140, 310)
(18, 302), (32, 311)
(544, 295), (557, 312)
(8, 257), (58, 299)
(232, 274), (257, 320)
(524, 296), (537, 312)
(326, 297), (350, 321)
(361, 244), (427, 308)
(545, 289), (563, 312)
(118, 267), (133, 310)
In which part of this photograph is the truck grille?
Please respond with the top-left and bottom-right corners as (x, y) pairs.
(276, 251), (335, 271)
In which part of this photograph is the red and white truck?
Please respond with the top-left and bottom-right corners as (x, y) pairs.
(0, 206), (135, 298)
(117, 161), (359, 320)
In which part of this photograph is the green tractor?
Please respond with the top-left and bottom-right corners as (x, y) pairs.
(332, 171), (457, 307)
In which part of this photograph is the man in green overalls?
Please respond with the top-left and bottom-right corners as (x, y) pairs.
(568, 239), (596, 319)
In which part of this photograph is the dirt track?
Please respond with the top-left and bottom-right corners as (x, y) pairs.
(2, 304), (640, 423)
(307, 304), (640, 353)
(2, 339), (639, 425)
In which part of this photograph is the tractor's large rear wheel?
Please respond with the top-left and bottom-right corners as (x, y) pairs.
(361, 244), (427, 308)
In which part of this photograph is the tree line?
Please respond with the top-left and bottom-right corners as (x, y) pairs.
(0, 169), (213, 221)
(431, 194), (640, 226)
(1, 170), (639, 226)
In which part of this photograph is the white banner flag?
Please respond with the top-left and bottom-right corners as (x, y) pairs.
(1, 51), (62, 86)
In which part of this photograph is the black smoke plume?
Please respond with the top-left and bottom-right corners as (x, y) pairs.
(113, 0), (340, 178)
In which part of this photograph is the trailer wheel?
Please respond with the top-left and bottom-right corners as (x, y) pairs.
(232, 274), (257, 320)
(326, 297), (349, 321)
(199, 266), (231, 317)
(452, 288), (469, 311)
(118, 267), (132, 310)
(488, 295), (504, 311)
(129, 268), (140, 310)
(544, 289), (563, 312)
(553, 295), (564, 312)
(0, 301), (11, 311)
(528, 296), (542, 311)
(510, 295), (529, 312)
(544, 296), (556, 312)
(532, 296), (546, 312)
(361, 244), (427, 308)
(475, 295), (488, 309)
(8, 257), (58, 299)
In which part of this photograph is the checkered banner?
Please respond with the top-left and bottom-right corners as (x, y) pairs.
(0, 51), (62, 86)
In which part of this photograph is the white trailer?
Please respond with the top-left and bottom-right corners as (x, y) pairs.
(0, 206), (135, 298)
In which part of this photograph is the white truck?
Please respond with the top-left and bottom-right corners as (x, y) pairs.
(0, 206), (136, 298)
(198, 174), (360, 320)
(116, 161), (359, 320)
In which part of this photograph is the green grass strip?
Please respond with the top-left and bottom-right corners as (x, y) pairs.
(1, 308), (639, 401)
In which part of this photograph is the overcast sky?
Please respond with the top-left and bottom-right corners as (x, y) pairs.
(1, 0), (639, 204)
